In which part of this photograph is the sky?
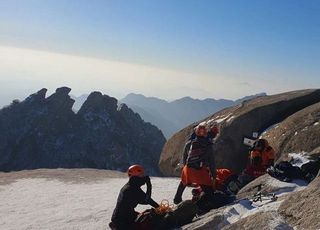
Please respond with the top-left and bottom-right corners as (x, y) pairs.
(0, 0), (319, 106)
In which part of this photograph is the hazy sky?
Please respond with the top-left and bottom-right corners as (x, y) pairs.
(0, 0), (319, 106)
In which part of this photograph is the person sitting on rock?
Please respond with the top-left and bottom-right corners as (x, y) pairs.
(251, 139), (275, 169)
(245, 138), (275, 179)
(173, 124), (217, 205)
(109, 165), (159, 230)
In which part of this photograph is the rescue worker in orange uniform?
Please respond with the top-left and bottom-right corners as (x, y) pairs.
(245, 138), (275, 179)
(173, 123), (218, 204)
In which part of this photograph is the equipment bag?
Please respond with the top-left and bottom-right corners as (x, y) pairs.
(301, 157), (320, 182)
(135, 209), (166, 230)
(186, 139), (207, 169)
(164, 200), (198, 228)
(267, 161), (304, 182)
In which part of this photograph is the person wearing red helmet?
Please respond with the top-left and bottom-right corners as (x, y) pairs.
(109, 165), (159, 230)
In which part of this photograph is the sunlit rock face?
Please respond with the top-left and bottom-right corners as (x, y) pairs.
(159, 89), (320, 176)
(261, 102), (320, 160)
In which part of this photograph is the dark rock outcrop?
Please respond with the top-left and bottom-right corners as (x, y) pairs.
(261, 102), (320, 160)
(159, 89), (320, 176)
(0, 87), (166, 175)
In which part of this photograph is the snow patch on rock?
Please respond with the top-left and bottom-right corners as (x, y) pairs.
(206, 113), (233, 125)
(288, 152), (311, 167)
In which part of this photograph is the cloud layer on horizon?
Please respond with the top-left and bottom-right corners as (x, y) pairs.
(0, 45), (308, 107)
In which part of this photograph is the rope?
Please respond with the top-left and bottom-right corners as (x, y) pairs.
(154, 199), (175, 215)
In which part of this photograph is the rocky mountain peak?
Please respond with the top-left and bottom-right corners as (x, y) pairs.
(0, 87), (166, 175)
(56, 86), (72, 95)
(25, 88), (47, 103)
(78, 91), (117, 115)
(45, 86), (74, 113)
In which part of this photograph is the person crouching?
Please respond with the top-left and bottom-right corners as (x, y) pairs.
(109, 165), (159, 230)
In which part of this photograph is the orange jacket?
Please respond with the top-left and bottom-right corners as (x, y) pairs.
(215, 168), (232, 191)
(249, 146), (275, 168)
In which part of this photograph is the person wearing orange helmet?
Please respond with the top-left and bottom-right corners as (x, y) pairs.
(207, 123), (219, 141)
(244, 139), (275, 179)
(250, 139), (275, 169)
(109, 165), (159, 230)
(188, 123), (219, 143)
(173, 123), (217, 205)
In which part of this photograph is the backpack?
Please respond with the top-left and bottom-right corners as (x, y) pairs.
(135, 209), (166, 230)
(164, 200), (198, 228)
(186, 138), (208, 169)
(267, 161), (304, 182)
(300, 158), (320, 182)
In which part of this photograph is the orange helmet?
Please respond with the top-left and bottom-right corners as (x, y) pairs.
(195, 124), (207, 137)
(253, 139), (268, 151)
(127, 165), (145, 177)
(210, 124), (219, 135)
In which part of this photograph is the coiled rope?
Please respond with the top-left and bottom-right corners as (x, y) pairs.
(154, 199), (175, 215)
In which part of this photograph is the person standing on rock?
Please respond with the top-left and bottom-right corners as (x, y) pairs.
(173, 123), (218, 205)
(188, 123), (219, 143)
(109, 165), (159, 230)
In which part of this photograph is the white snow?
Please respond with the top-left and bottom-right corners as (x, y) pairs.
(219, 176), (307, 228)
(206, 113), (233, 125)
(0, 172), (309, 230)
(0, 176), (193, 230)
(314, 122), (319, 126)
(226, 116), (235, 123)
(288, 152), (311, 167)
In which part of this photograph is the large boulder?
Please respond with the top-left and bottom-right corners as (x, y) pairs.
(278, 177), (320, 230)
(182, 175), (313, 230)
(0, 87), (166, 175)
(261, 102), (320, 160)
(159, 89), (320, 176)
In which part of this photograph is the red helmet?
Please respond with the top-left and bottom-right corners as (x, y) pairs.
(210, 124), (219, 136)
(127, 165), (145, 177)
(195, 124), (207, 137)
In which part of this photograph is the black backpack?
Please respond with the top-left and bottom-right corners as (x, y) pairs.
(301, 157), (320, 182)
(164, 200), (198, 228)
(267, 161), (304, 182)
(135, 209), (166, 230)
(186, 139), (208, 169)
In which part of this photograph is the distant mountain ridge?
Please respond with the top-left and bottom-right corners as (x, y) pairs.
(71, 93), (266, 138)
(120, 93), (267, 138)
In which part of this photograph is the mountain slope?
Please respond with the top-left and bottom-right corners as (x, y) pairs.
(121, 93), (266, 138)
